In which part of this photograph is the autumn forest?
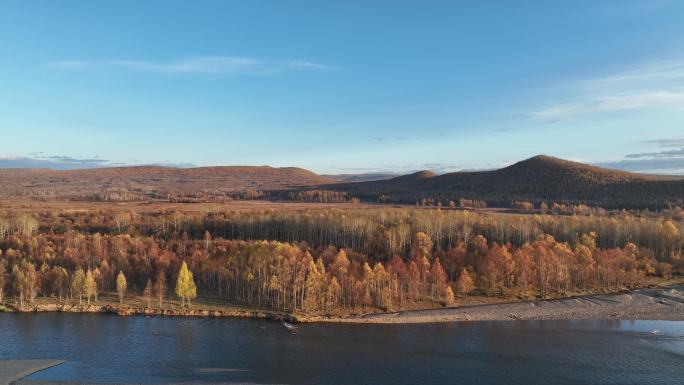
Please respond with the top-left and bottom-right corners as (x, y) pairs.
(0, 205), (681, 316)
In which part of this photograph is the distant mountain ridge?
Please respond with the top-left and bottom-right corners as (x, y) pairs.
(0, 165), (336, 201)
(323, 173), (399, 183)
(322, 155), (684, 208)
(1, 156), (682, 208)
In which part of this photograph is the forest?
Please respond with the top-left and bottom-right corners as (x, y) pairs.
(0, 206), (681, 314)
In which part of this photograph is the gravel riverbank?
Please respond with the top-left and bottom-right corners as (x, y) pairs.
(310, 285), (684, 324)
(4, 286), (683, 325)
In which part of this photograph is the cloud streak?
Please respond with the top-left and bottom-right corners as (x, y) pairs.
(531, 58), (684, 120)
(0, 154), (110, 169)
(0, 154), (196, 170)
(597, 135), (684, 175)
(328, 161), (488, 175)
(596, 158), (684, 175)
(625, 147), (684, 159)
(580, 58), (684, 89)
(532, 90), (684, 119)
(636, 137), (684, 148)
(46, 56), (338, 76)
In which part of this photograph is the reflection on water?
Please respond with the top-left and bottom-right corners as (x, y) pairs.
(0, 314), (682, 385)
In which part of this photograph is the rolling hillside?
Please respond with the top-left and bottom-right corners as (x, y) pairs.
(323, 173), (399, 183)
(0, 166), (336, 201)
(323, 155), (684, 208)
(1, 156), (682, 208)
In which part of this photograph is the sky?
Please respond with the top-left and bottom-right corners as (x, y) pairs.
(1, 0), (684, 174)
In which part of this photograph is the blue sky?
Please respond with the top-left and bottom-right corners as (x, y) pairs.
(1, 0), (684, 174)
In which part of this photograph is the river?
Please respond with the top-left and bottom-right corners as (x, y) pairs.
(1, 314), (682, 385)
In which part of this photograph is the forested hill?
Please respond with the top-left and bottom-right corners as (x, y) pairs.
(322, 155), (684, 208)
(2, 156), (683, 208)
(0, 165), (337, 201)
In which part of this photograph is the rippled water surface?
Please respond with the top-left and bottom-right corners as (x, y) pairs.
(1, 314), (682, 385)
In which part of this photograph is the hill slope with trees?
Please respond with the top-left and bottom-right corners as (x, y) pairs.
(324, 155), (684, 208)
(0, 165), (336, 202)
(1, 156), (683, 208)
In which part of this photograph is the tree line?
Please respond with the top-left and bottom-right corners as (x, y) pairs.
(0, 224), (674, 314)
(5, 207), (682, 271)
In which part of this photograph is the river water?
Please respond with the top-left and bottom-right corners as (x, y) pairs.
(0, 314), (682, 385)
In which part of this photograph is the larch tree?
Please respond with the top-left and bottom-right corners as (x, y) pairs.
(456, 268), (475, 297)
(371, 262), (391, 309)
(91, 267), (101, 301)
(71, 268), (86, 305)
(658, 219), (680, 257)
(326, 276), (342, 311)
(143, 278), (153, 308)
(84, 269), (97, 305)
(11, 265), (26, 306)
(116, 271), (127, 304)
(429, 258), (447, 299)
(22, 262), (38, 304)
(303, 260), (322, 312)
(513, 244), (536, 291)
(113, 212), (130, 234)
(411, 232), (433, 261)
(154, 270), (166, 309)
(444, 286), (455, 306)
(204, 230), (212, 250)
(54, 267), (69, 302)
(361, 262), (374, 306)
(8, 261), (38, 306)
(175, 261), (197, 308)
(0, 259), (6, 303)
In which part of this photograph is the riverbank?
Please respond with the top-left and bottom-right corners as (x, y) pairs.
(3, 284), (683, 324)
(306, 285), (684, 323)
(4, 301), (298, 322)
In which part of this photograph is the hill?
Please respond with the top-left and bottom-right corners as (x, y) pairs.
(323, 172), (399, 183)
(322, 155), (684, 208)
(0, 165), (336, 202)
(2, 156), (683, 208)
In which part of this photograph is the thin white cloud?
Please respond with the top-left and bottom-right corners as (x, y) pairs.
(596, 158), (684, 175)
(626, 147), (684, 159)
(530, 58), (684, 120)
(637, 137), (684, 148)
(286, 60), (338, 71)
(48, 60), (94, 70)
(596, 134), (684, 175)
(45, 56), (337, 75)
(111, 57), (261, 74)
(0, 154), (110, 169)
(580, 58), (684, 89)
(0, 154), (197, 170)
(533, 90), (684, 119)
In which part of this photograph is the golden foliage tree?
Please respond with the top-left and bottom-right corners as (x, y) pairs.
(444, 286), (455, 306)
(84, 269), (97, 305)
(456, 268), (474, 297)
(116, 271), (127, 304)
(175, 261), (197, 308)
(71, 268), (86, 305)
